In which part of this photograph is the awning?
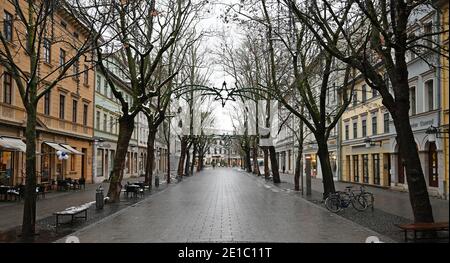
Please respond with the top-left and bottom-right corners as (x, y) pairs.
(0, 137), (26, 152)
(60, 144), (83, 155)
(44, 142), (69, 152)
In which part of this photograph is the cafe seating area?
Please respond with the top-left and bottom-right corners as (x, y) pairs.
(0, 177), (87, 202)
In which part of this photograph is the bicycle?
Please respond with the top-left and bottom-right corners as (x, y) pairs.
(357, 186), (375, 212)
(325, 186), (368, 213)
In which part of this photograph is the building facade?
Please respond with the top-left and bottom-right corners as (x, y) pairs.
(438, 0), (449, 199)
(339, 6), (447, 197)
(92, 56), (139, 183)
(1, 2), (95, 185)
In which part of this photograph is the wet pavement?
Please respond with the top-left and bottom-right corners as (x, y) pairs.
(277, 173), (449, 222)
(59, 168), (393, 243)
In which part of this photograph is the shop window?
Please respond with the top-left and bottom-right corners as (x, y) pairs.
(363, 154), (369, 183)
(96, 149), (104, 177)
(353, 155), (359, 182)
(373, 154), (380, 185)
(0, 151), (13, 185)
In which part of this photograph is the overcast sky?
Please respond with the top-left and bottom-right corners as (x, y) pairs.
(195, 1), (241, 133)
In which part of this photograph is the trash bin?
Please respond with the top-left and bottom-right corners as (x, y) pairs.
(96, 186), (104, 209)
(155, 175), (159, 188)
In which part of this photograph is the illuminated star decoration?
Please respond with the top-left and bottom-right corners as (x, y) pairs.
(214, 81), (237, 107)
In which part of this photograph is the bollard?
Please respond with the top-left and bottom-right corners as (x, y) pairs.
(96, 186), (104, 209)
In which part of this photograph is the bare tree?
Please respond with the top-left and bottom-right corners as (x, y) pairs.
(80, 0), (198, 202)
(0, 0), (103, 239)
(286, 0), (449, 222)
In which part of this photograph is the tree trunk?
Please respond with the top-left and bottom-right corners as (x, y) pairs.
(268, 146), (280, 183)
(21, 104), (37, 239)
(145, 130), (156, 187)
(184, 149), (190, 176)
(294, 145), (303, 192)
(252, 138), (261, 176)
(177, 136), (187, 177)
(107, 115), (135, 202)
(316, 137), (335, 198)
(263, 147), (269, 179)
(167, 137), (171, 184)
(245, 147), (252, 173)
(391, 97), (434, 223)
(190, 143), (197, 175)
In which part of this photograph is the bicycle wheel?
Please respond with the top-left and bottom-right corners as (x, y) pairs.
(352, 194), (368, 211)
(361, 192), (374, 211)
(325, 195), (342, 213)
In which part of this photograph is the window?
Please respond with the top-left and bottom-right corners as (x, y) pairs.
(73, 31), (79, 39)
(353, 121), (358, 139)
(96, 111), (100, 130)
(384, 113), (390, 133)
(372, 115), (377, 135)
(44, 90), (51, 115)
(425, 80), (434, 111)
(424, 22), (433, 48)
(110, 116), (114, 133)
(103, 113), (107, 131)
(59, 95), (65, 119)
(353, 155), (359, 182)
(372, 88), (378, 98)
(59, 49), (66, 67)
(345, 124), (349, 140)
(96, 76), (101, 92)
(352, 92), (357, 106)
(373, 154), (380, 185)
(104, 80), (108, 95)
(3, 72), (12, 104)
(72, 100), (78, 123)
(43, 38), (51, 63)
(410, 86), (416, 115)
(362, 85), (367, 102)
(4, 11), (13, 42)
(362, 119), (367, 137)
(60, 20), (67, 29)
(83, 104), (88, 126)
(363, 154), (369, 183)
(83, 65), (89, 85)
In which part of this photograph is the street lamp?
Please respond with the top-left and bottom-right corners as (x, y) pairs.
(425, 125), (448, 142)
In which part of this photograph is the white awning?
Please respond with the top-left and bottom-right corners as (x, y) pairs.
(44, 142), (69, 152)
(0, 137), (26, 152)
(60, 144), (83, 155)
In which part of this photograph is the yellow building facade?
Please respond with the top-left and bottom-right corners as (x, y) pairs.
(439, 0), (449, 199)
(0, 1), (95, 185)
(340, 77), (392, 188)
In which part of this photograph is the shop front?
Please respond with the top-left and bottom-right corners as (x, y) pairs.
(0, 136), (26, 186)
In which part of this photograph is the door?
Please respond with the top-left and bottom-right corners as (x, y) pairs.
(428, 143), (438, 187)
(81, 148), (87, 179)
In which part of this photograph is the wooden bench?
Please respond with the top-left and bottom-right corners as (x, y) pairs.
(395, 222), (449, 242)
(53, 202), (94, 231)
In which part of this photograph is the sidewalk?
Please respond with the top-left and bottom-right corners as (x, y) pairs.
(277, 173), (449, 222)
(0, 174), (174, 237)
(247, 170), (448, 242)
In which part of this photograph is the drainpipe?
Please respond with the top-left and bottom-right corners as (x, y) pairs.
(435, 10), (446, 199)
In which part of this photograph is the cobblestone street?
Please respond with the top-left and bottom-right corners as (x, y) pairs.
(60, 168), (393, 243)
